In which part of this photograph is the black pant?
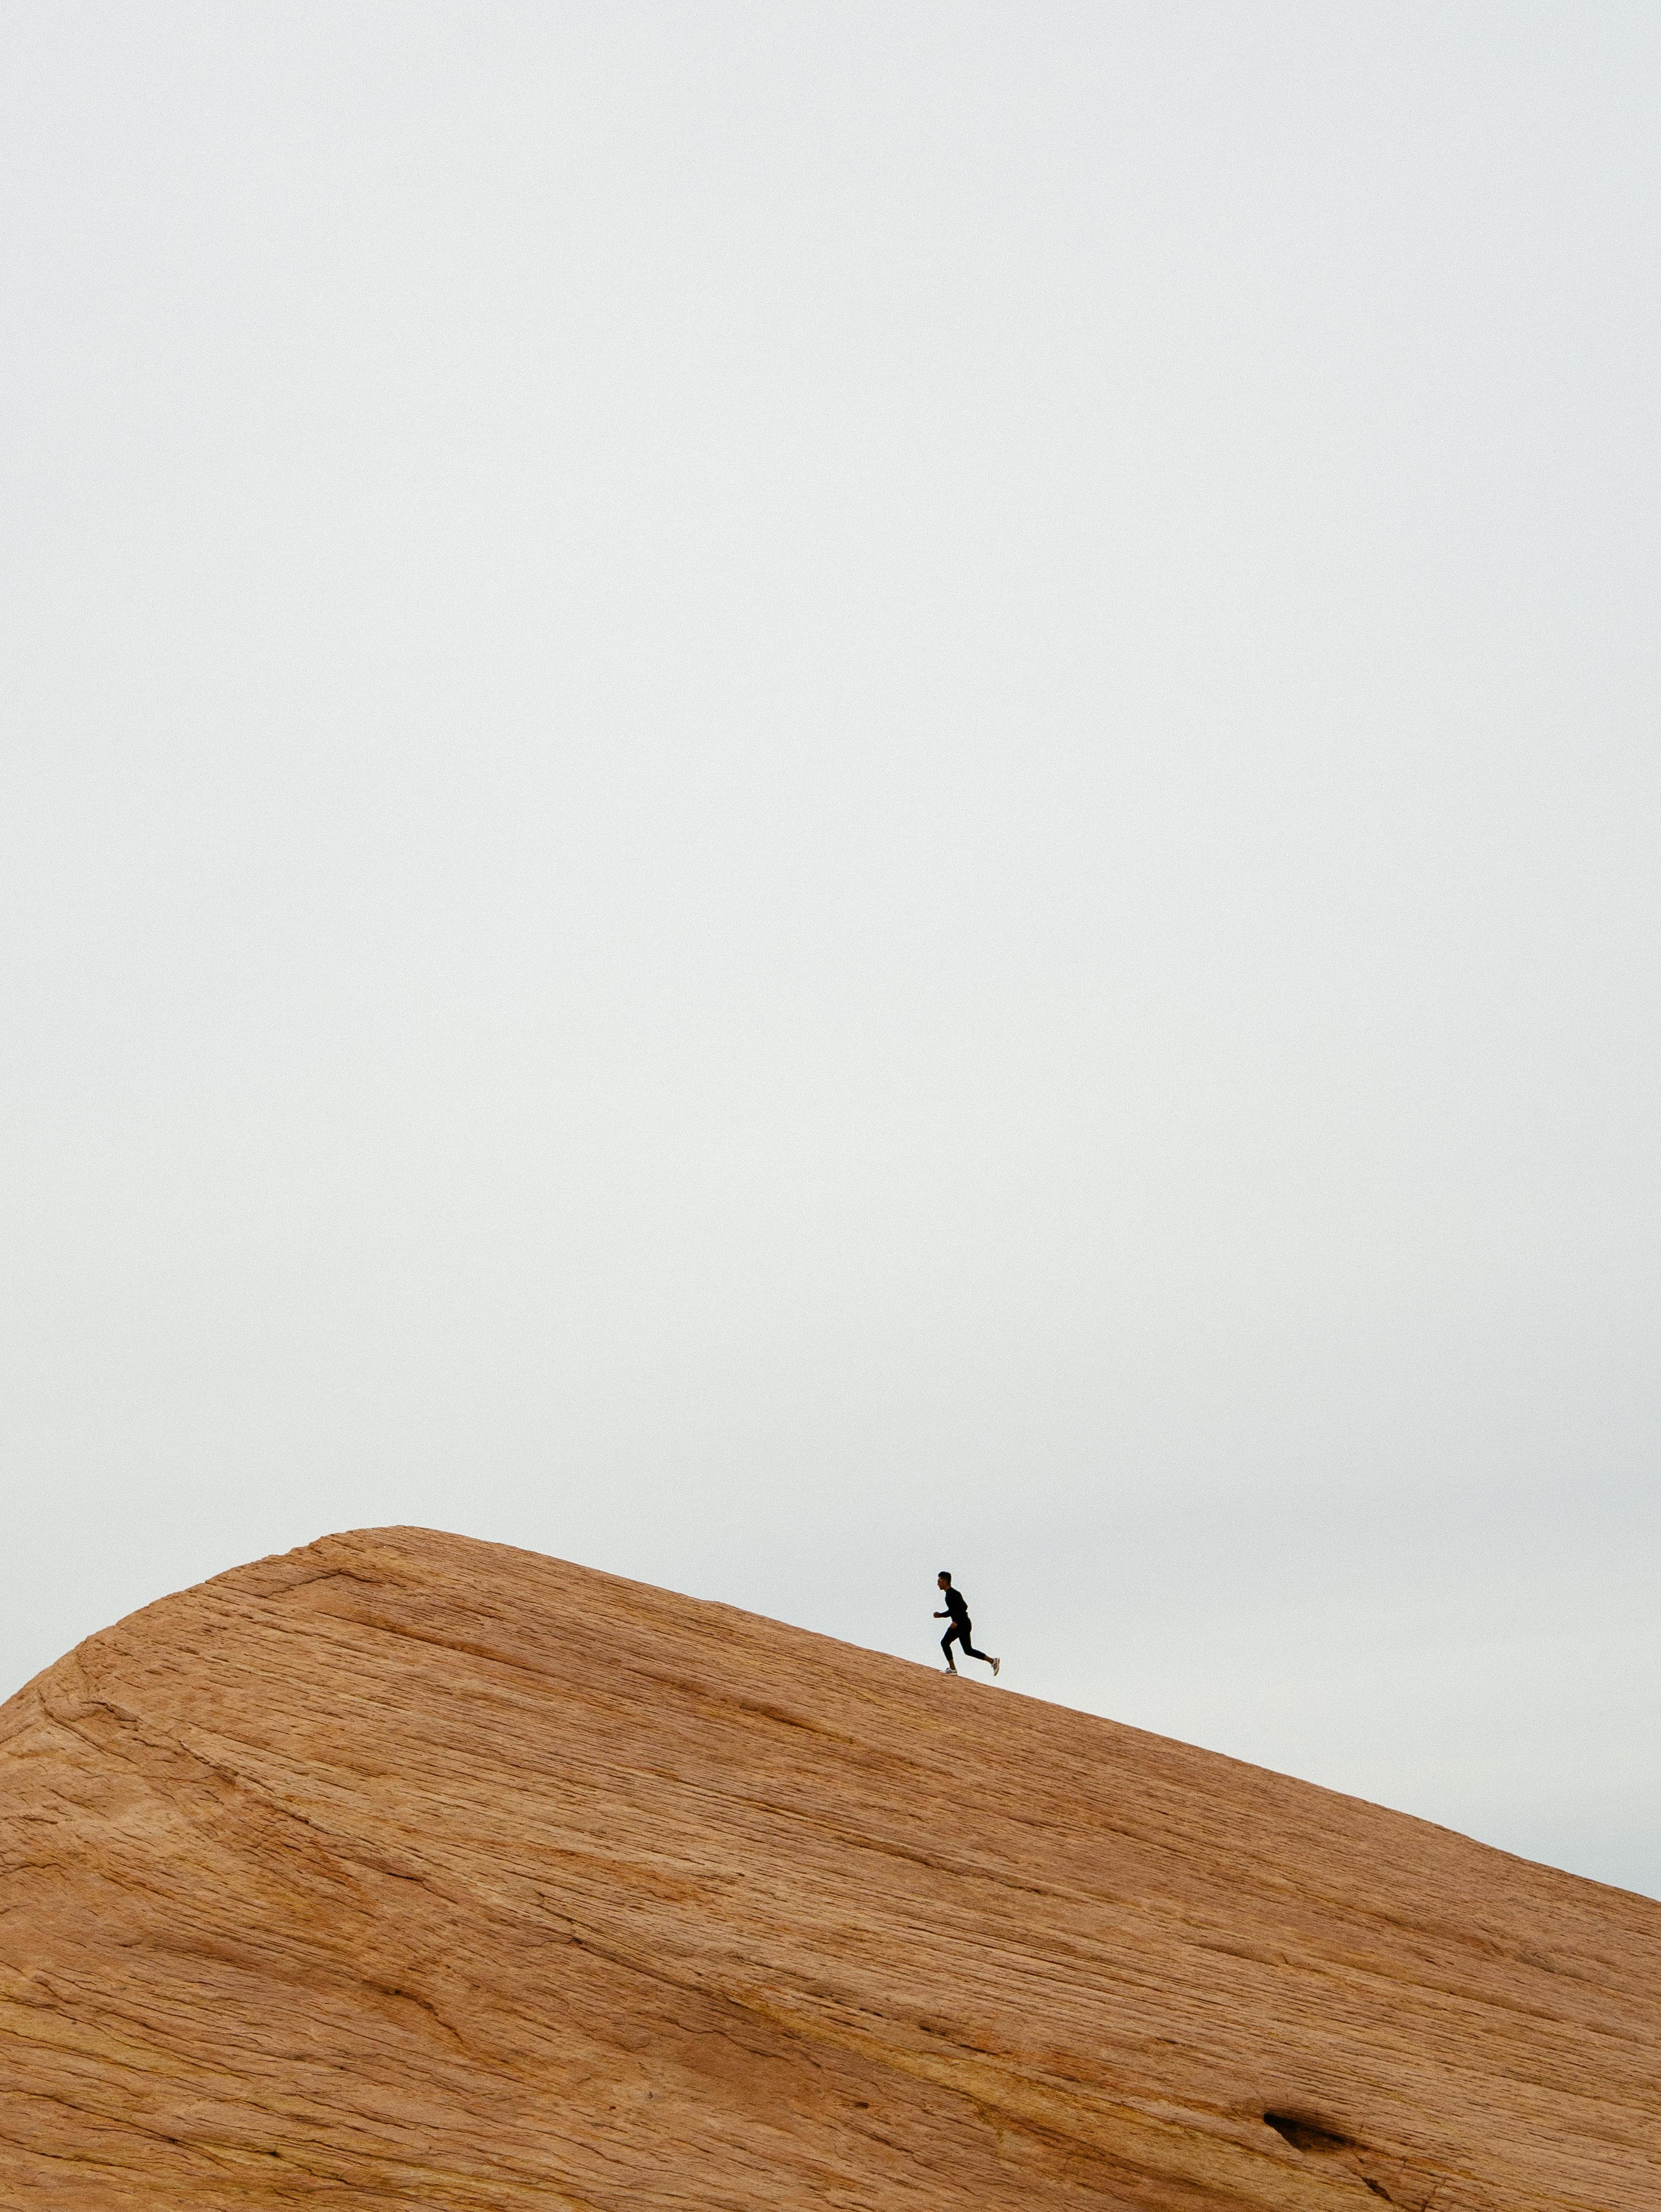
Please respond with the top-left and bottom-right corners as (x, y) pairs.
(943, 1621), (989, 1665)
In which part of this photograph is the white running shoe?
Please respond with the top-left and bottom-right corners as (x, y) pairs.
(992, 1657), (1001, 1677)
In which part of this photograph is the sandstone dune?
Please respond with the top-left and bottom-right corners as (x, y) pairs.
(1, 1525), (1656, 2208)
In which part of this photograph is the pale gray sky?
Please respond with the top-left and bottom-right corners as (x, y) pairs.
(4, 4), (1658, 1896)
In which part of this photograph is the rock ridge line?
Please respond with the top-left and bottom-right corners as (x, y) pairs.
(1, 1524), (1657, 2208)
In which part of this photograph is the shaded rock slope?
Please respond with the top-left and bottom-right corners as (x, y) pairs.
(2, 1527), (1657, 2209)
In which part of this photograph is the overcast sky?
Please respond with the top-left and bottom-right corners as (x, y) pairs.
(4, 3), (1657, 1898)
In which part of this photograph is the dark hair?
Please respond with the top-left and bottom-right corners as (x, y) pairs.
(937, 1570), (952, 1580)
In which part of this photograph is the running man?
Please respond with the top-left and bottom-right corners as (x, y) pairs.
(934, 1572), (1000, 1677)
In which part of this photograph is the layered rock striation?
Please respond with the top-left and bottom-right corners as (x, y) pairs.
(2, 1526), (1657, 2208)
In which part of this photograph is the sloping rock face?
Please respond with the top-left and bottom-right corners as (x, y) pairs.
(2, 1528), (1657, 2209)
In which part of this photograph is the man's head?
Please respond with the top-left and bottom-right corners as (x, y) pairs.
(937, 1572), (952, 1589)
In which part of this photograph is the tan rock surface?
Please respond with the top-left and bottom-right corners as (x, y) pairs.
(1, 1526), (1657, 2209)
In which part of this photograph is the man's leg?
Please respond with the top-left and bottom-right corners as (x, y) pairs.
(941, 1626), (960, 1673)
(960, 1625), (1000, 1676)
